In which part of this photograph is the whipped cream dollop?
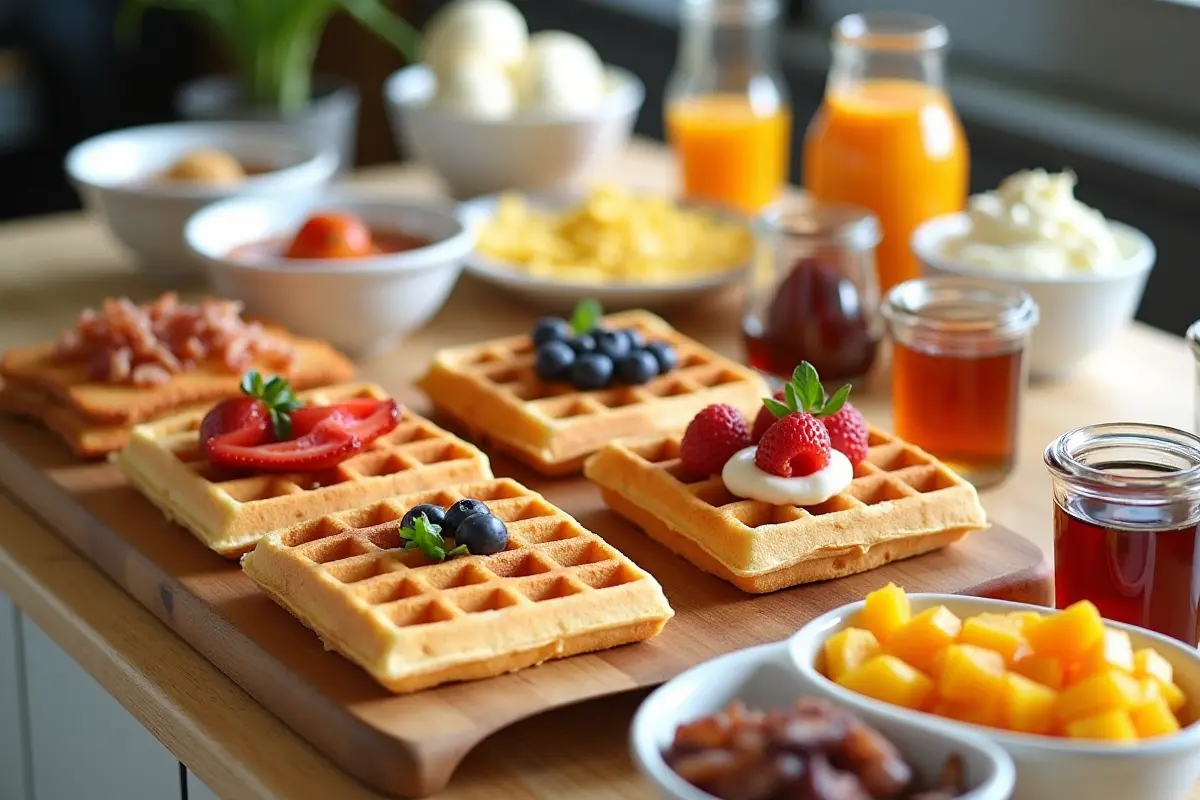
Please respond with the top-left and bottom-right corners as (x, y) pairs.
(722, 447), (853, 507)
(939, 169), (1124, 277)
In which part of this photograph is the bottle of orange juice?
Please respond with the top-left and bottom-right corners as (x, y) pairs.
(803, 14), (968, 294)
(665, 0), (792, 215)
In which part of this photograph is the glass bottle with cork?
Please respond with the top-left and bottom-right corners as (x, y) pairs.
(666, 0), (792, 215)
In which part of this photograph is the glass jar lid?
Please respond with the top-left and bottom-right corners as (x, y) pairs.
(754, 198), (881, 253)
(680, 0), (780, 24)
(881, 276), (1038, 356)
(834, 12), (950, 52)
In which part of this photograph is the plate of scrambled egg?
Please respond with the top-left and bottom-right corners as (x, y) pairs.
(460, 186), (753, 311)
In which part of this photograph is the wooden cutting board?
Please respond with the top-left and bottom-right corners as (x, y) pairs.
(0, 389), (1051, 798)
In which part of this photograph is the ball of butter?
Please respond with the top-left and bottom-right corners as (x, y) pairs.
(423, 0), (528, 81)
(513, 31), (606, 114)
(433, 55), (516, 119)
(163, 148), (245, 185)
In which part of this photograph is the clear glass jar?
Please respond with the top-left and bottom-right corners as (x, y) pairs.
(743, 198), (882, 387)
(1045, 423), (1200, 645)
(881, 276), (1038, 488)
(1188, 319), (1200, 434)
(802, 13), (968, 295)
(665, 0), (792, 215)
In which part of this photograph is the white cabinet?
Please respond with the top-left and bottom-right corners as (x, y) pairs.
(20, 617), (181, 800)
(185, 771), (222, 800)
(0, 594), (29, 800)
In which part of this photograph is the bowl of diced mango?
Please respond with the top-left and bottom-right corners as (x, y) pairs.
(788, 586), (1200, 800)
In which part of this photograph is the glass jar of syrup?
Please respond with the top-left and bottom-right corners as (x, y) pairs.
(743, 199), (882, 387)
(1188, 319), (1200, 435)
(881, 276), (1038, 488)
(1045, 423), (1200, 646)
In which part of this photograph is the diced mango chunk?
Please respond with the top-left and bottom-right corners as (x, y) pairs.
(823, 628), (881, 682)
(932, 698), (1004, 728)
(1007, 611), (1046, 636)
(855, 583), (911, 644)
(938, 644), (1006, 704)
(960, 614), (1028, 664)
(1134, 648), (1174, 685)
(887, 606), (962, 675)
(1065, 710), (1138, 742)
(1157, 678), (1187, 714)
(1028, 600), (1105, 660)
(1069, 628), (1134, 684)
(1054, 670), (1144, 725)
(1131, 697), (1182, 738)
(1003, 673), (1058, 735)
(837, 655), (934, 711)
(1012, 652), (1065, 690)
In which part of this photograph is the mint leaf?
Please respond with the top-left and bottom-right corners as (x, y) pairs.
(821, 384), (851, 417)
(399, 514), (452, 562)
(238, 370), (302, 441)
(568, 298), (602, 335)
(763, 398), (792, 419)
(240, 370), (261, 396)
(783, 382), (800, 414)
(447, 544), (469, 558)
(795, 362), (823, 411)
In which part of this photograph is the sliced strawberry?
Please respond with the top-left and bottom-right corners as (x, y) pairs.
(206, 419), (363, 473)
(199, 396), (272, 451)
(289, 398), (400, 447)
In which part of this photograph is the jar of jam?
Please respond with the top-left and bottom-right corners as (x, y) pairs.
(1045, 423), (1200, 646)
(1188, 319), (1200, 435)
(881, 276), (1038, 488)
(742, 199), (882, 387)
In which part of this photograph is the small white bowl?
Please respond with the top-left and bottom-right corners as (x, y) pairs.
(458, 191), (750, 314)
(384, 64), (644, 199)
(912, 214), (1156, 380)
(184, 192), (475, 357)
(65, 122), (339, 279)
(789, 594), (1200, 800)
(632, 642), (1015, 800)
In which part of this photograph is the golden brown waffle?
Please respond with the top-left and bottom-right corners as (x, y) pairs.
(242, 477), (674, 693)
(417, 310), (768, 475)
(113, 383), (493, 558)
(584, 427), (989, 594)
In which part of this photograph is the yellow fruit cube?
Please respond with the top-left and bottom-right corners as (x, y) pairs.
(1157, 678), (1187, 714)
(1027, 601), (1105, 660)
(1065, 709), (1138, 742)
(1012, 652), (1065, 690)
(855, 583), (911, 644)
(837, 655), (934, 711)
(928, 647), (948, 680)
(1007, 611), (1046, 636)
(1131, 696), (1181, 738)
(1069, 628), (1134, 683)
(1054, 670), (1144, 725)
(823, 628), (881, 682)
(938, 644), (1007, 704)
(1133, 648), (1174, 685)
(960, 614), (1029, 664)
(932, 698), (1004, 728)
(1003, 672), (1059, 735)
(887, 606), (963, 675)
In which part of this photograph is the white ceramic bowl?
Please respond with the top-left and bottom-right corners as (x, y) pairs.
(384, 64), (644, 199)
(184, 192), (475, 357)
(789, 594), (1200, 800)
(632, 641), (1016, 800)
(457, 191), (750, 314)
(912, 214), (1156, 380)
(65, 122), (339, 279)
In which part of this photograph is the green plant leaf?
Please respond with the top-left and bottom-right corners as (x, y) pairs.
(446, 544), (470, 558)
(822, 384), (851, 418)
(794, 362), (823, 411)
(398, 514), (451, 562)
(336, 0), (423, 62)
(763, 398), (792, 419)
(569, 298), (602, 335)
(238, 371), (303, 440)
(783, 382), (800, 414)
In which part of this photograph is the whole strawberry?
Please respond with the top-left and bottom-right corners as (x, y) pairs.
(752, 361), (861, 476)
(823, 401), (869, 465)
(755, 412), (832, 477)
(750, 390), (785, 443)
(680, 403), (751, 478)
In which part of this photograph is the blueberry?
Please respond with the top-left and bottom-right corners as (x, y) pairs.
(535, 341), (575, 382)
(568, 334), (596, 355)
(401, 503), (446, 532)
(453, 512), (509, 556)
(645, 341), (678, 373)
(443, 498), (490, 533)
(531, 317), (571, 346)
(594, 329), (630, 361)
(614, 350), (660, 385)
(571, 352), (614, 390)
(622, 328), (646, 351)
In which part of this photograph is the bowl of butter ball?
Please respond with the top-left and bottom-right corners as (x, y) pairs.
(384, 0), (644, 199)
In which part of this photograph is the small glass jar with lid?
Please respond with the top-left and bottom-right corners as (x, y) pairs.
(665, 0), (792, 215)
(881, 276), (1039, 488)
(1188, 320), (1200, 434)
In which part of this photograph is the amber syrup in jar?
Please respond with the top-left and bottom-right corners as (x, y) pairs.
(882, 277), (1038, 488)
(1047, 424), (1200, 646)
(743, 200), (882, 385)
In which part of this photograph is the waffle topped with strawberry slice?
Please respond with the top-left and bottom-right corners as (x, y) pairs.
(583, 363), (988, 593)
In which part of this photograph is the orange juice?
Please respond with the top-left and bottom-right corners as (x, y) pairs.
(667, 94), (791, 215)
(803, 80), (968, 293)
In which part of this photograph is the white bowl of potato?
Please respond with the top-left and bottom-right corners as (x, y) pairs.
(458, 188), (753, 313)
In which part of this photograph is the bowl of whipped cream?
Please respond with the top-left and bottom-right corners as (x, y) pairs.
(912, 169), (1156, 380)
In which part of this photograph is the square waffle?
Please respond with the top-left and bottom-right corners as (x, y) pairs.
(113, 383), (493, 558)
(241, 477), (674, 693)
(584, 427), (989, 594)
(417, 310), (769, 475)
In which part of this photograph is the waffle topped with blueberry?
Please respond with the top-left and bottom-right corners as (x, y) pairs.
(416, 302), (768, 475)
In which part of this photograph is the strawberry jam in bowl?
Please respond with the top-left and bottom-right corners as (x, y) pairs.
(185, 192), (475, 357)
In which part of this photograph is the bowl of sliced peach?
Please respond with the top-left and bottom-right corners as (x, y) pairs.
(789, 586), (1200, 800)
